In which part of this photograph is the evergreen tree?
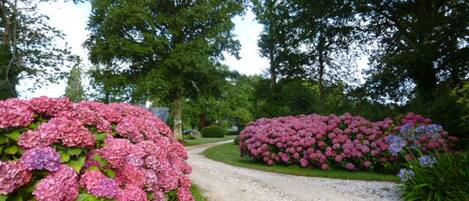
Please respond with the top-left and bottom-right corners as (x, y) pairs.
(64, 65), (84, 102)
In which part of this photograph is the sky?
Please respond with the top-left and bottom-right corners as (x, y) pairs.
(19, 1), (269, 98)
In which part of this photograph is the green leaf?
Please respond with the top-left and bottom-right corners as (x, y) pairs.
(67, 148), (83, 156)
(76, 194), (98, 201)
(104, 169), (115, 178)
(6, 130), (21, 140)
(92, 155), (108, 166)
(89, 166), (99, 171)
(60, 151), (71, 163)
(68, 156), (86, 173)
(96, 133), (106, 142)
(0, 137), (8, 145)
(5, 145), (19, 155)
(0, 195), (7, 201)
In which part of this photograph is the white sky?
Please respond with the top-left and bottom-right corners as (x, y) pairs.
(19, 2), (269, 98)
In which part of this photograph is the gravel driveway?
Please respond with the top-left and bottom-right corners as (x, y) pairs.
(187, 140), (401, 201)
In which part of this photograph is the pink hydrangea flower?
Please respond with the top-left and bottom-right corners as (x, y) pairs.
(0, 161), (32, 194)
(33, 165), (78, 201)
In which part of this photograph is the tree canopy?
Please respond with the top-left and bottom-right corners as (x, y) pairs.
(86, 0), (246, 139)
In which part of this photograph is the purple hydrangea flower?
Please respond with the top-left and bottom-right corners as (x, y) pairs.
(386, 135), (407, 156)
(80, 170), (119, 199)
(419, 155), (436, 168)
(21, 147), (61, 172)
(398, 168), (414, 182)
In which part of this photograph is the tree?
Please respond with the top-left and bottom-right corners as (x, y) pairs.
(253, 0), (359, 103)
(253, 0), (305, 87)
(86, 0), (245, 140)
(290, 0), (358, 103)
(0, 0), (78, 100)
(359, 0), (469, 102)
(64, 65), (84, 102)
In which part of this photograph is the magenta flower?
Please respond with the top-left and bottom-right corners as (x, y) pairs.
(33, 165), (78, 201)
(0, 161), (32, 194)
(80, 170), (119, 199)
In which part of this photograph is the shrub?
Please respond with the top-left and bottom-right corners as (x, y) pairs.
(227, 130), (239, 135)
(239, 113), (457, 171)
(398, 152), (469, 201)
(0, 97), (193, 201)
(233, 136), (240, 145)
(200, 126), (225, 138)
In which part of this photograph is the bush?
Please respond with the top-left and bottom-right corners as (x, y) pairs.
(398, 152), (469, 201)
(227, 130), (239, 135)
(233, 136), (240, 145)
(200, 126), (226, 138)
(0, 97), (193, 201)
(239, 112), (457, 171)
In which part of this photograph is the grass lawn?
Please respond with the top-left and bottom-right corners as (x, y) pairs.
(190, 184), (207, 201)
(183, 135), (236, 146)
(203, 143), (399, 182)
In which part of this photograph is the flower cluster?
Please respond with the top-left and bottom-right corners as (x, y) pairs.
(398, 168), (415, 182)
(239, 113), (456, 171)
(21, 147), (61, 171)
(0, 97), (193, 201)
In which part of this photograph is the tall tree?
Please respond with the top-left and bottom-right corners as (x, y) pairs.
(253, 0), (306, 87)
(291, 0), (358, 102)
(64, 65), (84, 102)
(86, 0), (245, 140)
(359, 0), (469, 102)
(0, 0), (78, 100)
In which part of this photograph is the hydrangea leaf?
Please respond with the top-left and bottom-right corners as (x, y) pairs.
(76, 194), (99, 201)
(60, 151), (71, 163)
(92, 154), (108, 166)
(69, 156), (86, 173)
(104, 169), (115, 178)
(5, 130), (21, 140)
(96, 133), (106, 142)
(0, 137), (7, 145)
(0, 195), (7, 201)
(5, 145), (19, 154)
(67, 148), (83, 156)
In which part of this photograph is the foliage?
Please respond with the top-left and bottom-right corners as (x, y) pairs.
(227, 130), (239, 136)
(360, 1), (469, 101)
(239, 113), (457, 172)
(452, 82), (469, 126)
(204, 143), (398, 181)
(86, 0), (246, 140)
(398, 152), (469, 201)
(0, 0), (79, 100)
(233, 136), (240, 145)
(65, 65), (85, 102)
(0, 97), (193, 200)
(183, 72), (256, 130)
(200, 126), (226, 138)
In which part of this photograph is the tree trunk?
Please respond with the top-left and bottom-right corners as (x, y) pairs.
(172, 93), (184, 141)
(318, 53), (325, 104)
(269, 50), (276, 87)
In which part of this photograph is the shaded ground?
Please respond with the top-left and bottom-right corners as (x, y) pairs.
(187, 140), (400, 201)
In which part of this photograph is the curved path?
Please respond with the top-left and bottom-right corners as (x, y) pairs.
(187, 140), (400, 201)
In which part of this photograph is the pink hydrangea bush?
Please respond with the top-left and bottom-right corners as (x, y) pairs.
(0, 97), (193, 201)
(239, 113), (457, 171)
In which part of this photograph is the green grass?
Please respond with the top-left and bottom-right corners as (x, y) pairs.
(203, 143), (399, 182)
(183, 135), (236, 146)
(190, 184), (207, 201)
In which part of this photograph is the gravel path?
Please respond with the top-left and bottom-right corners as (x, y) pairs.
(187, 140), (401, 201)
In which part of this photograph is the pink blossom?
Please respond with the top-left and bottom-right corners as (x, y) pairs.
(0, 161), (32, 194)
